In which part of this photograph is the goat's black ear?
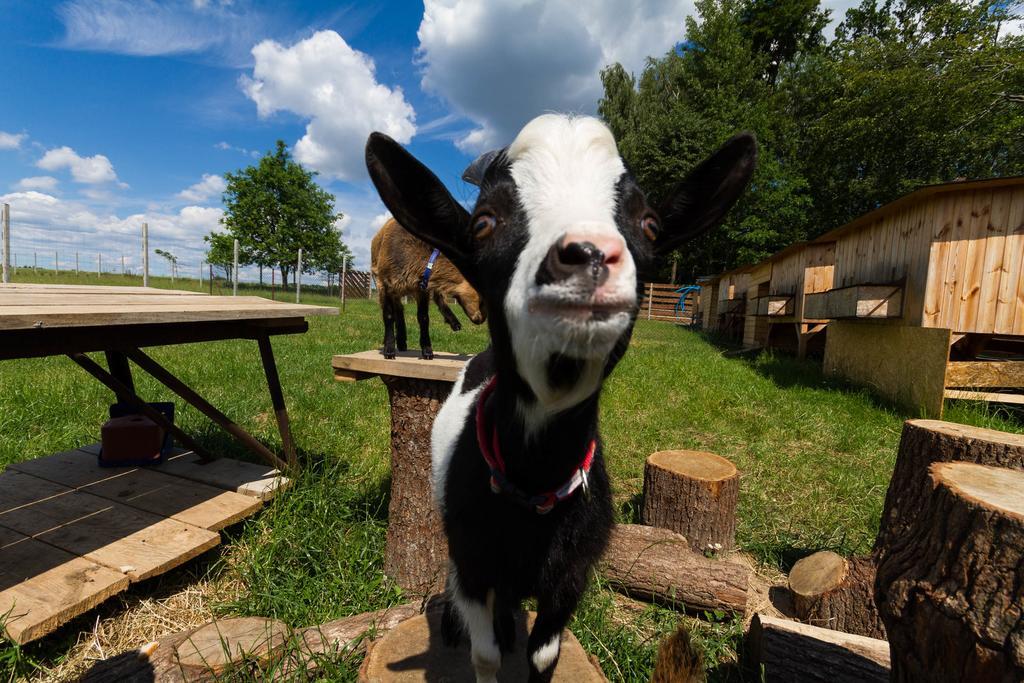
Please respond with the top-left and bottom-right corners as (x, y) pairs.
(365, 132), (472, 268)
(654, 133), (757, 255)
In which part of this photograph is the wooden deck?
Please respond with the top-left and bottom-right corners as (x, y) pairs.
(0, 446), (288, 645)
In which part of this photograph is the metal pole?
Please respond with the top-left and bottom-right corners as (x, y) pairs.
(1, 203), (9, 284)
(340, 256), (347, 311)
(271, 267), (275, 301)
(142, 222), (149, 287)
(295, 248), (302, 303)
(232, 239), (239, 296)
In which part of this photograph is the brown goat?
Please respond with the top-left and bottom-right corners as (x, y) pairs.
(371, 218), (485, 359)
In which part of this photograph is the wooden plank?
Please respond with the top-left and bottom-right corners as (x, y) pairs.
(9, 449), (262, 531)
(0, 527), (130, 644)
(945, 361), (1024, 388)
(957, 191), (994, 332)
(331, 349), (470, 383)
(944, 389), (1024, 405)
(0, 284), (199, 295)
(996, 188), (1024, 334)
(1, 294), (262, 306)
(823, 322), (950, 417)
(158, 451), (290, 501)
(804, 285), (903, 320)
(939, 191), (977, 330)
(975, 188), (1013, 333)
(0, 470), (220, 581)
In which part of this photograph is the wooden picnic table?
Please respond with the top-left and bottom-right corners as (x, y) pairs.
(0, 283), (337, 470)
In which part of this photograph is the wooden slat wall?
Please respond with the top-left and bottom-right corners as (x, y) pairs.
(718, 272), (750, 303)
(922, 186), (1024, 334)
(640, 283), (699, 322)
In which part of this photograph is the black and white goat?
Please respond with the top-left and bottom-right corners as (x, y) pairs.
(365, 115), (755, 682)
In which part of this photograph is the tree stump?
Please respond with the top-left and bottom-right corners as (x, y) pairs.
(358, 610), (605, 682)
(874, 419), (1024, 565)
(599, 524), (748, 613)
(382, 376), (453, 596)
(875, 461), (1024, 682)
(641, 450), (739, 552)
(789, 551), (885, 639)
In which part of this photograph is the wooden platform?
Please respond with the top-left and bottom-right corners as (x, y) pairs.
(332, 349), (471, 383)
(0, 446), (288, 645)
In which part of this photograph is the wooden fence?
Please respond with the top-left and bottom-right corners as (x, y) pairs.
(342, 271), (373, 300)
(640, 283), (699, 324)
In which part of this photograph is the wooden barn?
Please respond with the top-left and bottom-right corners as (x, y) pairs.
(743, 176), (1024, 416)
(701, 267), (751, 341)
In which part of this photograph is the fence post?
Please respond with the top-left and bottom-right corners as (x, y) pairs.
(142, 222), (149, 287)
(648, 282), (654, 320)
(1, 203), (9, 284)
(271, 267), (276, 301)
(232, 239), (239, 296)
(121, 253), (125, 275)
(295, 248), (302, 303)
(199, 262), (203, 290)
(55, 250), (58, 273)
(368, 272), (374, 299)
(340, 256), (347, 311)
(209, 264), (213, 296)
(75, 251), (79, 275)
(97, 253), (101, 277)
(34, 251), (37, 270)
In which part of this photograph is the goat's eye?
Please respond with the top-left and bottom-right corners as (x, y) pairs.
(473, 213), (496, 240)
(641, 216), (660, 242)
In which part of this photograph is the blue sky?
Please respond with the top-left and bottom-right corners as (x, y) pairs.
(0, 0), (862, 278)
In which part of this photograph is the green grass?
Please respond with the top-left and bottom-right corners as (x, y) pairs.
(1, 270), (1021, 680)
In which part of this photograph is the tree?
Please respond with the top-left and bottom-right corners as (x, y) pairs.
(203, 232), (238, 281)
(212, 140), (345, 287)
(154, 248), (178, 279)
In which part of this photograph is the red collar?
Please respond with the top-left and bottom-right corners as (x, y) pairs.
(474, 377), (596, 514)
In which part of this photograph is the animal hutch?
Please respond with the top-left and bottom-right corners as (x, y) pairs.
(701, 267), (751, 342)
(797, 176), (1023, 416)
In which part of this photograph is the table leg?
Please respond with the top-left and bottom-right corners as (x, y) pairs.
(256, 335), (298, 470)
(66, 352), (215, 462)
(124, 348), (289, 472)
(104, 350), (134, 394)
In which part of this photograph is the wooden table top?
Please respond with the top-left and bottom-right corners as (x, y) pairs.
(0, 283), (337, 331)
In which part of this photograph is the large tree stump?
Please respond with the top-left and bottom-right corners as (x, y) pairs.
(599, 524), (748, 613)
(748, 614), (890, 683)
(641, 450), (739, 552)
(875, 461), (1024, 682)
(381, 376), (453, 596)
(874, 419), (1024, 565)
(358, 610), (605, 682)
(789, 551), (886, 639)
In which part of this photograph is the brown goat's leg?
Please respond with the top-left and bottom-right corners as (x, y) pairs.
(381, 293), (398, 359)
(433, 291), (462, 331)
(416, 290), (434, 360)
(394, 297), (408, 352)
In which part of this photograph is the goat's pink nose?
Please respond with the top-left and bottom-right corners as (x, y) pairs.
(559, 234), (623, 266)
(536, 233), (626, 286)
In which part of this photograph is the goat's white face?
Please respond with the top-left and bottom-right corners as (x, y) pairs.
(366, 114), (756, 419)
(502, 116), (639, 408)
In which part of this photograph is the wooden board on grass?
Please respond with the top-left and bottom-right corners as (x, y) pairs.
(0, 470), (220, 582)
(158, 450), (290, 501)
(332, 349), (471, 383)
(0, 527), (129, 644)
(9, 448), (262, 531)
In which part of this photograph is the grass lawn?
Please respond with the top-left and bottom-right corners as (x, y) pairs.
(1, 271), (1021, 681)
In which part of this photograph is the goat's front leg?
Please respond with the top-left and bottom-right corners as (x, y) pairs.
(394, 297), (408, 352)
(433, 292), (462, 331)
(453, 586), (500, 683)
(528, 568), (588, 682)
(380, 293), (397, 359)
(416, 290), (434, 360)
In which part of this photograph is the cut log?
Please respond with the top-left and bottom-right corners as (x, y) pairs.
(641, 450), (739, 552)
(789, 551), (886, 639)
(874, 419), (1024, 565)
(599, 524), (748, 613)
(381, 376), (453, 596)
(875, 461), (1024, 682)
(358, 610), (605, 682)
(748, 614), (890, 682)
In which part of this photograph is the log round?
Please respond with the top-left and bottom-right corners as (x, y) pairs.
(381, 376), (452, 596)
(641, 450), (739, 552)
(874, 419), (1024, 565)
(875, 461), (1024, 682)
(789, 551), (886, 639)
(173, 617), (291, 674)
(599, 524), (748, 613)
(358, 610), (605, 682)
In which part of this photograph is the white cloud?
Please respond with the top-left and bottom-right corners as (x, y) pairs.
(177, 173), (227, 203)
(37, 146), (119, 184)
(57, 0), (265, 64)
(241, 30), (416, 181)
(335, 214), (353, 234)
(215, 141), (261, 158)
(0, 132), (26, 150)
(371, 212), (391, 231)
(417, 0), (691, 152)
(15, 176), (59, 192)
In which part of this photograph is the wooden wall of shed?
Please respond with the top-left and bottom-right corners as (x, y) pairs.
(702, 283), (719, 329)
(767, 243), (835, 321)
(718, 272), (751, 303)
(921, 185), (1024, 335)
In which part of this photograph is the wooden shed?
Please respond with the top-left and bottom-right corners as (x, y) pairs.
(703, 267), (750, 341)
(801, 176), (1024, 415)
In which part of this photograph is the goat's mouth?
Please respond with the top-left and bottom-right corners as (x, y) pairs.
(528, 296), (634, 322)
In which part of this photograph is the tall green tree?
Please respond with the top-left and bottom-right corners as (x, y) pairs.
(209, 140), (346, 287)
